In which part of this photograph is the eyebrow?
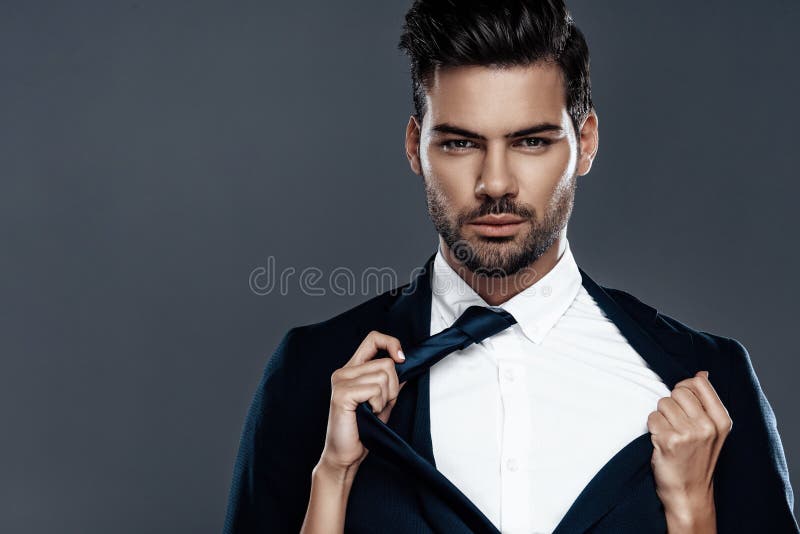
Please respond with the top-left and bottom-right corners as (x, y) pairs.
(431, 122), (564, 140)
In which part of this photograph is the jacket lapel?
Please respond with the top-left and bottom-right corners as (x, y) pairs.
(380, 252), (700, 533)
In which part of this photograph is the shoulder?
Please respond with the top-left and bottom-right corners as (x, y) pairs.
(266, 282), (412, 378)
(603, 283), (737, 341)
(599, 284), (748, 363)
(290, 281), (410, 343)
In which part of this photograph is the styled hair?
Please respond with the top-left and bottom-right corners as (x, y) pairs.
(397, 0), (593, 135)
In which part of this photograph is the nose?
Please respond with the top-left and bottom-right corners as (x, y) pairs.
(475, 142), (518, 200)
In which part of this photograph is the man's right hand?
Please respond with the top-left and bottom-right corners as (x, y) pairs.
(318, 331), (408, 475)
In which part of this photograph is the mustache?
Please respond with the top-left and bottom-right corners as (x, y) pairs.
(458, 198), (534, 224)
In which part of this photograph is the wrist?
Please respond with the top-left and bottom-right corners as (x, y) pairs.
(665, 510), (716, 534)
(301, 457), (357, 534)
(661, 487), (717, 534)
(314, 455), (360, 488)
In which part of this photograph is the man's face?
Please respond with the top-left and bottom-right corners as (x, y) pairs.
(405, 62), (597, 277)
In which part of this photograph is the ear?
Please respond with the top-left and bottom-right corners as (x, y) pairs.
(404, 115), (422, 176)
(576, 109), (599, 176)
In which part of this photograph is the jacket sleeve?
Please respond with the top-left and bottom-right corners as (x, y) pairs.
(222, 326), (325, 534)
(714, 336), (799, 533)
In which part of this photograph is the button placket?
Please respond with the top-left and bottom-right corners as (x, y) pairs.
(497, 358), (531, 532)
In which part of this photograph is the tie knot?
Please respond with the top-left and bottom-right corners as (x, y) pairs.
(393, 304), (518, 384)
(451, 305), (517, 345)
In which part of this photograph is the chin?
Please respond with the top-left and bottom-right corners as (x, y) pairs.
(472, 234), (520, 247)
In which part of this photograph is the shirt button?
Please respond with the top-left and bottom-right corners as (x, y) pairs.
(541, 285), (552, 297)
(506, 458), (519, 472)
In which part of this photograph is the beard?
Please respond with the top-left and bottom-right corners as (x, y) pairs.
(423, 173), (577, 277)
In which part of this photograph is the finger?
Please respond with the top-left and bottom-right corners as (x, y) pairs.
(670, 385), (706, 420)
(346, 331), (404, 367)
(334, 357), (400, 384)
(678, 371), (732, 433)
(335, 359), (400, 400)
(347, 371), (392, 408)
(335, 382), (384, 414)
(647, 409), (670, 437)
(670, 385), (720, 441)
(655, 396), (691, 430)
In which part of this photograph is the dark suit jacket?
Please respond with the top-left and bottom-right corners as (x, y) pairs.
(222, 252), (799, 533)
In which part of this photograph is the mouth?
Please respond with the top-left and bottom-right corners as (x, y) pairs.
(467, 214), (528, 237)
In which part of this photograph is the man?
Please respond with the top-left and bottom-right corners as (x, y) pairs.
(223, 1), (798, 532)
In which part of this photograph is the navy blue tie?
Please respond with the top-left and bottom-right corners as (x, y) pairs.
(355, 305), (517, 532)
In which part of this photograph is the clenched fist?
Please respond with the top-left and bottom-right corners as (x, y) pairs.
(647, 370), (732, 530)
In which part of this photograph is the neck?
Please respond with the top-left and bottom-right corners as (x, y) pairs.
(439, 233), (567, 307)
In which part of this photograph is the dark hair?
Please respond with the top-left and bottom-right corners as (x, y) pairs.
(397, 0), (593, 135)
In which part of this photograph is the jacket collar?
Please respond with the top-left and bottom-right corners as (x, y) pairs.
(381, 250), (698, 533)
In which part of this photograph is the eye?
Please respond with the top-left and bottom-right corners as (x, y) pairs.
(517, 137), (552, 149)
(439, 137), (553, 152)
(440, 139), (477, 152)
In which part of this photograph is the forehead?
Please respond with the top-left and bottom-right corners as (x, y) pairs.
(423, 62), (567, 131)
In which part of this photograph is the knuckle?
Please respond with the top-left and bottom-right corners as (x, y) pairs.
(672, 386), (692, 400)
(699, 422), (716, 437)
(721, 415), (733, 434)
(665, 433), (682, 449)
(379, 369), (391, 385)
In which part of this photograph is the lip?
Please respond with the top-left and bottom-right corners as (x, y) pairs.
(470, 214), (527, 225)
(467, 215), (527, 237)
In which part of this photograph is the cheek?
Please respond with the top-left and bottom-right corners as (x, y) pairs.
(418, 138), (441, 177)
(427, 174), (472, 212)
(423, 146), (477, 183)
(520, 142), (574, 177)
(423, 153), (478, 203)
(514, 144), (576, 194)
(508, 149), (575, 220)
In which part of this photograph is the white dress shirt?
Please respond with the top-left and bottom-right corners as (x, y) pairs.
(428, 237), (671, 533)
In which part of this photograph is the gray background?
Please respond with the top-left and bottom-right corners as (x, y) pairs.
(1, 1), (797, 532)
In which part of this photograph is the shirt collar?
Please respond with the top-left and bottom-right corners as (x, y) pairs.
(430, 237), (583, 344)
